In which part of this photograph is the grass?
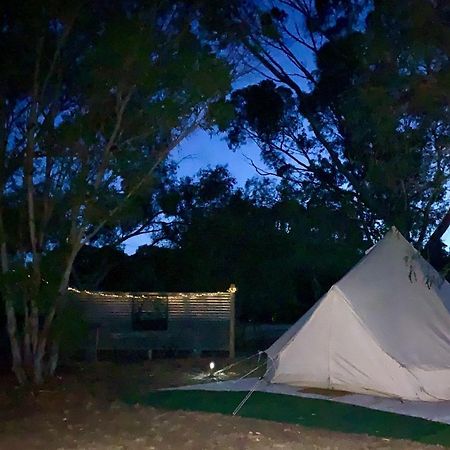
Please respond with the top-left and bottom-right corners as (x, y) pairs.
(126, 389), (450, 447)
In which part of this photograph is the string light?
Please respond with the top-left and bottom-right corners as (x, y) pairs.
(68, 286), (232, 301)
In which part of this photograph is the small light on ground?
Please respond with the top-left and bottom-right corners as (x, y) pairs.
(209, 361), (215, 371)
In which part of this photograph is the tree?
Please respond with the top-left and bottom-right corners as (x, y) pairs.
(0, 0), (231, 383)
(71, 245), (128, 291)
(106, 167), (365, 322)
(200, 0), (450, 246)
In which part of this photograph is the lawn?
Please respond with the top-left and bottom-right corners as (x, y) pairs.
(0, 359), (447, 449)
(132, 389), (450, 447)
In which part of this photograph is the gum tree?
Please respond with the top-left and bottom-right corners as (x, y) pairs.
(0, 0), (231, 383)
(199, 0), (450, 245)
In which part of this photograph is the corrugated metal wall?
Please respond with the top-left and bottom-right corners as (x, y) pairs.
(72, 288), (235, 354)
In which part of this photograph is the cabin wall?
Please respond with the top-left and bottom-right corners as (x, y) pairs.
(74, 289), (235, 355)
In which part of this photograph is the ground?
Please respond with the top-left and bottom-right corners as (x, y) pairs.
(0, 358), (446, 449)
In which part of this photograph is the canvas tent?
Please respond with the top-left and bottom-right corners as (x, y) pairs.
(266, 227), (450, 401)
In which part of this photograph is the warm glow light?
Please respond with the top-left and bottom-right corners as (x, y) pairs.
(209, 361), (215, 370)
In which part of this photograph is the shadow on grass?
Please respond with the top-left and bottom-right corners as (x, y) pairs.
(125, 390), (450, 447)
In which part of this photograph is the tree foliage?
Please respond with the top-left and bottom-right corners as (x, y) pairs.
(0, 0), (231, 383)
(76, 166), (367, 323)
(200, 0), (450, 246)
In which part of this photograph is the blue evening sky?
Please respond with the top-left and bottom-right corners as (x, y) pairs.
(172, 129), (263, 185)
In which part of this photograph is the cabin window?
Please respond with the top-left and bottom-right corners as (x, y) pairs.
(132, 297), (168, 331)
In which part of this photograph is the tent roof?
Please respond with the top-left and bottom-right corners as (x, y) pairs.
(267, 227), (450, 368)
(265, 228), (450, 400)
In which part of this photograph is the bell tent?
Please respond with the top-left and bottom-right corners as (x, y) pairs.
(265, 227), (450, 401)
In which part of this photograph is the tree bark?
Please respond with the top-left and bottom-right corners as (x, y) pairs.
(33, 349), (44, 385)
(1, 228), (27, 384)
(5, 300), (27, 384)
(48, 341), (59, 376)
(23, 302), (33, 368)
(425, 208), (450, 250)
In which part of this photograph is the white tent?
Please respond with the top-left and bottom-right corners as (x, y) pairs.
(265, 227), (450, 401)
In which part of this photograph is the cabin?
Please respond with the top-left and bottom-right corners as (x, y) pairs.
(72, 285), (236, 359)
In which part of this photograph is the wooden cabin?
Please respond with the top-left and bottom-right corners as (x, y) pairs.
(71, 285), (236, 358)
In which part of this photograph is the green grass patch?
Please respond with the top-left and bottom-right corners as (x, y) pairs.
(126, 389), (450, 446)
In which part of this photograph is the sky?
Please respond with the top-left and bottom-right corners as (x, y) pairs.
(172, 129), (263, 185)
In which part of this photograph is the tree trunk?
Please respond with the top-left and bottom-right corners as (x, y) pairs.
(33, 348), (45, 385)
(426, 208), (450, 250)
(48, 341), (59, 376)
(1, 236), (27, 384)
(30, 305), (39, 355)
(23, 303), (33, 368)
(5, 300), (26, 384)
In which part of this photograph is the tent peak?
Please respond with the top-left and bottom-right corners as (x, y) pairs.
(389, 225), (401, 236)
(265, 221), (450, 401)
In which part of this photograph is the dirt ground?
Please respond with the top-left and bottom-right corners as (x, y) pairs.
(0, 358), (445, 449)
